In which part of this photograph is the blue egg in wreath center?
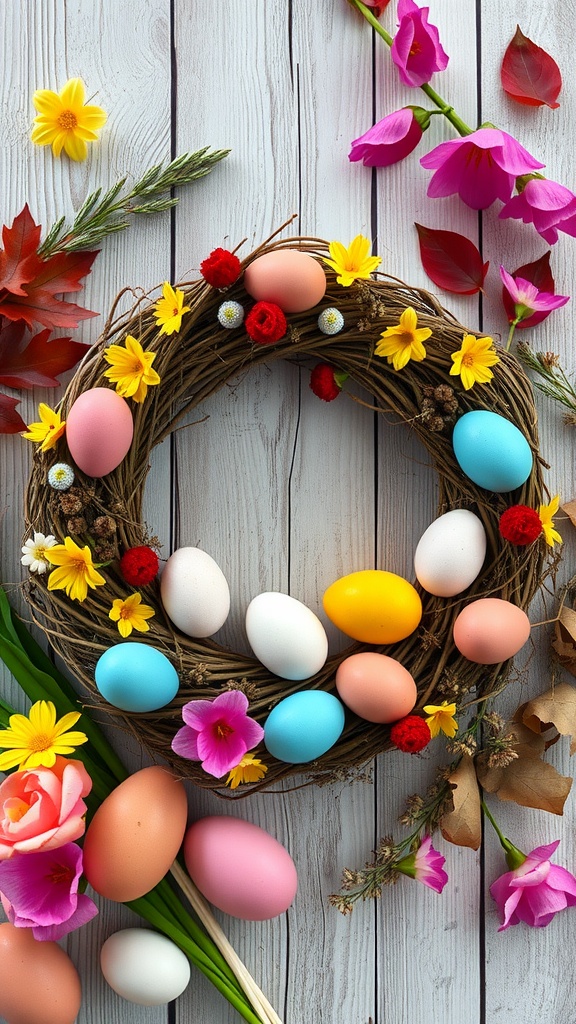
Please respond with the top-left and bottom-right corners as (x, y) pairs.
(452, 410), (533, 493)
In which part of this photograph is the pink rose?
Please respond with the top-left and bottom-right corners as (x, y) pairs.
(0, 757), (92, 859)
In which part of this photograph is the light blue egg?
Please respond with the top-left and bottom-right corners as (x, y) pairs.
(452, 410), (533, 493)
(264, 690), (345, 764)
(95, 642), (179, 712)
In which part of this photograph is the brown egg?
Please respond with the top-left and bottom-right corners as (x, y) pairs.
(244, 250), (327, 313)
(82, 765), (188, 902)
(0, 923), (82, 1024)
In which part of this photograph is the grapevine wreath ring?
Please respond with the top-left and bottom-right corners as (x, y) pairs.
(24, 232), (548, 795)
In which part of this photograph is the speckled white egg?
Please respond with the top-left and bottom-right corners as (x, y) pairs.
(245, 592), (328, 680)
(100, 928), (191, 1006)
(414, 509), (487, 597)
(160, 547), (230, 638)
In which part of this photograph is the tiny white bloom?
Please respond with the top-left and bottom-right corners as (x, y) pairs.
(218, 300), (244, 329)
(318, 307), (344, 335)
(21, 532), (57, 574)
(48, 462), (75, 491)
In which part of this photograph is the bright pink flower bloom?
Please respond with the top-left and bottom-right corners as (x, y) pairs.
(0, 758), (92, 860)
(171, 690), (264, 778)
(499, 266), (569, 325)
(349, 107), (426, 167)
(396, 835), (448, 893)
(499, 177), (576, 244)
(420, 127), (544, 210)
(390, 0), (448, 88)
(490, 840), (576, 930)
(0, 841), (98, 941)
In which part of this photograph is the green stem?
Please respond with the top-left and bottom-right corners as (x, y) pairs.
(480, 799), (526, 869)
(506, 318), (520, 352)
(350, 0), (474, 137)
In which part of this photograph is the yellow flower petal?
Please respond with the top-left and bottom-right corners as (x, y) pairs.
(0, 699), (88, 770)
(375, 307), (431, 371)
(103, 335), (160, 403)
(31, 78), (106, 161)
(450, 335), (500, 391)
(323, 234), (381, 287)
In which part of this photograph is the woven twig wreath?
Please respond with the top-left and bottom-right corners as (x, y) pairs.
(24, 234), (547, 795)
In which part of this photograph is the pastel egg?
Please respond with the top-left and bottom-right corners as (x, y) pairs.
(453, 598), (531, 664)
(66, 387), (133, 477)
(414, 508), (487, 597)
(244, 250), (327, 313)
(82, 766), (188, 902)
(0, 922), (82, 1024)
(95, 642), (179, 712)
(160, 547), (230, 638)
(335, 652), (417, 723)
(264, 690), (345, 763)
(245, 592), (328, 680)
(183, 816), (297, 920)
(452, 410), (533, 493)
(323, 570), (422, 644)
(100, 929), (191, 1006)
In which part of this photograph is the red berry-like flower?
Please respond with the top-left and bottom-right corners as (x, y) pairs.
(200, 248), (241, 289)
(119, 546), (160, 587)
(499, 505), (543, 546)
(245, 302), (287, 345)
(390, 715), (431, 754)
(310, 363), (342, 402)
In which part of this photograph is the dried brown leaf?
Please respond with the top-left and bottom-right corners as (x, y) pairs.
(440, 754), (482, 850)
(477, 721), (572, 814)
(561, 499), (576, 528)
(516, 681), (576, 755)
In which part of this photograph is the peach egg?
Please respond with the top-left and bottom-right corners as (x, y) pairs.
(244, 250), (327, 313)
(335, 652), (417, 723)
(0, 922), (82, 1024)
(453, 598), (531, 664)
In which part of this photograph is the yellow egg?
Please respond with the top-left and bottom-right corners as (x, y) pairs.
(323, 570), (422, 644)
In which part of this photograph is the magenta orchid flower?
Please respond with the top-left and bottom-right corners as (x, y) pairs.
(171, 690), (264, 778)
(349, 107), (429, 167)
(490, 840), (576, 930)
(499, 176), (576, 244)
(396, 835), (448, 893)
(420, 127), (545, 210)
(0, 841), (98, 941)
(499, 266), (569, 326)
(390, 0), (448, 88)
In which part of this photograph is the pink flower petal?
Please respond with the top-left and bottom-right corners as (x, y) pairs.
(171, 724), (200, 761)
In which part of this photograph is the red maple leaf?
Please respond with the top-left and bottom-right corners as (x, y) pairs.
(0, 392), (26, 434)
(0, 205), (98, 329)
(0, 319), (90, 389)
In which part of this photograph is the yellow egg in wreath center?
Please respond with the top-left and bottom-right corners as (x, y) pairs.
(323, 569), (422, 645)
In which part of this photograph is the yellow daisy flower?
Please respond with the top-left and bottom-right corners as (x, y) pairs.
(226, 753), (268, 790)
(103, 335), (161, 403)
(423, 701), (458, 739)
(375, 307), (431, 370)
(109, 592), (156, 638)
(154, 282), (191, 336)
(323, 234), (381, 287)
(46, 536), (106, 602)
(22, 403), (66, 452)
(31, 78), (107, 161)
(0, 699), (88, 771)
(449, 334), (500, 391)
(538, 495), (562, 547)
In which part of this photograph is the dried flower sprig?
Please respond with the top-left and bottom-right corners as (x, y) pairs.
(516, 342), (576, 417)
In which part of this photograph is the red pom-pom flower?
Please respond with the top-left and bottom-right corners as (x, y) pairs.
(390, 715), (431, 753)
(200, 248), (241, 289)
(245, 302), (287, 345)
(119, 546), (160, 587)
(310, 363), (344, 402)
(499, 505), (542, 546)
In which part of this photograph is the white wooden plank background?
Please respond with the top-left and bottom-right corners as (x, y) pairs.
(1, 1), (576, 1022)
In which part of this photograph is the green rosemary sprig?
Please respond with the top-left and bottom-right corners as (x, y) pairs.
(38, 147), (230, 256)
(517, 341), (576, 416)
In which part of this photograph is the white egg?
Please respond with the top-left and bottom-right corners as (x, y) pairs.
(160, 546), (230, 637)
(414, 509), (487, 597)
(246, 592), (328, 680)
(100, 928), (191, 1006)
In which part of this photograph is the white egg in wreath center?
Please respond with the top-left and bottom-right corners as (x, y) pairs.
(414, 508), (487, 597)
(246, 592), (328, 680)
(160, 547), (230, 638)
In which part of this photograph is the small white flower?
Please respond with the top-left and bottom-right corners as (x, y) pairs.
(48, 462), (75, 491)
(21, 532), (57, 574)
(318, 307), (344, 335)
(218, 300), (244, 329)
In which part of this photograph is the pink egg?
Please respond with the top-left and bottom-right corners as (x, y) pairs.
(183, 816), (297, 920)
(453, 598), (531, 664)
(335, 652), (417, 723)
(244, 250), (327, 313)
(66, 387), (134, 477)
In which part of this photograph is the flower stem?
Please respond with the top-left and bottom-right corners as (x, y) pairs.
(480, 799), (526, 869)
(349, 0), (474, 137)
(506, 318), (520, 352)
